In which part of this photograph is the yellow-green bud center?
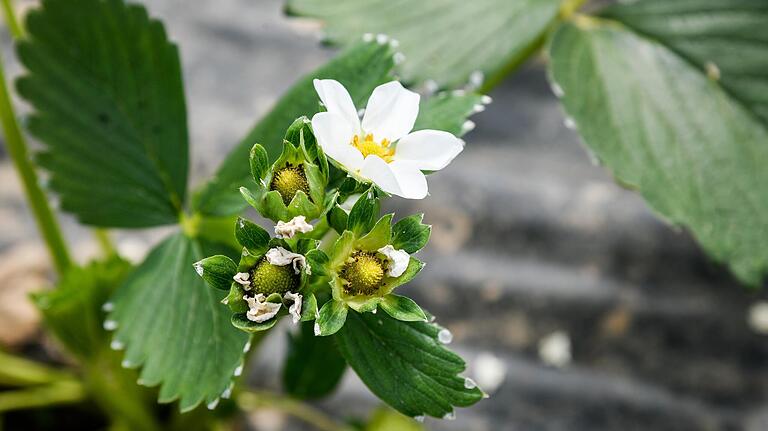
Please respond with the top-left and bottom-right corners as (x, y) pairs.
(270, 164), (310, 205)
(341, 252), (386, 295)
(250, 258), (300, 296)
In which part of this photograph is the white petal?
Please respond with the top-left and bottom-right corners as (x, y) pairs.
(389, 160), (428, 199)
(313, 79), (361, 134)
(245, 295), (282, 323)
(274, 216), (314, 239)
(377, 245), (410, 277)
(361, 81), (419, 142)
(233, 272), (251, 288)
(311, 112), (364, 171)
(284, 292), (303, 324)
(265, 247), (307, 275)
(359, 156), (401, 196)
(395, 130), (464, 171)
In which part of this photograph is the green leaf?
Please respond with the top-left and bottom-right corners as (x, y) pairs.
(107, 233), (249, 411)
(335, 311), (483, 418)
(33, 257), (133, 359)
(235, 217), (270, 255)
(356, 213), (393, 251)
(249, 144), (270, 183)
(549, 18), (768, 285)
(17, 0), (188, 227)
(316, 300), (348, 336)
(380, 295), (427, 322)
(286, 0), (562, 89)
(391, 214), (430, 254)
(194, 255), (237, 291)
(601, 0), (768, 125)
(192, 41), (396, 216)
(327, 205), (349, 234)
(347, 189), (380, 237)
(301, 293), (319, 321)
(413, 91), (488, 136)
(305, 249), (330, 277)
(283, 321), (347, 399)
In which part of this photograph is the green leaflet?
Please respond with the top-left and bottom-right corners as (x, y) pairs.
(33, 257), (133, 359)
(107, 233), (249, 412)
(192, 41), (395, 216)
(286, 0), (562, 89)
(602, 0), (768, 125)
(282, 321), (347, 399)
(548, 19), (768, 285)
(335, 311), (483, 418)
(17, 0), (188, 227)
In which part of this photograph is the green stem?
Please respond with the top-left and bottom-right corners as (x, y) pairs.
(0, 351), (76, 387)
(0, 0), (23, 39)
(237, 391), (351, 431)
(94, 228), (117, 258)
(0, 1), (71, 274)
(0, 381), (85, 412)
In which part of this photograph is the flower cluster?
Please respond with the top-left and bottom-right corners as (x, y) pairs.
(195, 79), (462, 334)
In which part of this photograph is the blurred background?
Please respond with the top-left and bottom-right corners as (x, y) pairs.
(1, 0), (768, 430)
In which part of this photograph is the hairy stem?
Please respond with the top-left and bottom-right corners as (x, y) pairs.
(0, 0), (71, 274)
(237, 391), (351, 431)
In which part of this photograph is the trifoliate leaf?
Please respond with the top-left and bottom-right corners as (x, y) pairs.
(17, 0), (188, 227)
(107, 233), (249, 412)
(335, 311), (483, 418)
(283, 321), (347, 399)
(286, 0), (562, 89)
(379, 295), (427, 323)
(391, 214), (430, 254)
(549, 17), (768, 285)
(33, 257), (132, 359)
(194, 255), (237, 291)
(193, 41), (396, 216)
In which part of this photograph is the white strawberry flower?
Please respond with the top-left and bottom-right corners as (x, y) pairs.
(311, 79), (464, 199)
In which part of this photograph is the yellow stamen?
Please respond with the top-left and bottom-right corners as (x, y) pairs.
(352, 134), (395, 163)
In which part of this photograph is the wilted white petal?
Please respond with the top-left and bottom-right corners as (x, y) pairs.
(312, 79), (361, 134)
(275, 215), (314, 239)
(377, 245), (410, 277)
(266, 247), (307, 275)
(395, 129), (463, 171)
(311, 112), (364, 171)
(388, 160), (428, 199)
(233, 272), (251, 288)
(245, 294), (281, 323)
(359, 156), (401, 196)
(284, 291), (303, 324)
(362, 81), (419, 142)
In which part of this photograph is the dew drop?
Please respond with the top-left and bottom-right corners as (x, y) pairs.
(461, 120), (475, 133)
(376, 33), (388, 45)
(464, 377), (477, 389)
(443, 411), (456, 421)
(243, 340), (252, 353)
(424, 80), (439, 95)
(414, 415), (425, 423)
(110, 340), (124, 350)
(102, 302), (114, 312)
(550, 82), (565, 98)
(206, 398), (220, 410)
(389, 39), (400, 48)
(473, 104), (485, 113)
(438, 329), (453, 344)
(469, 70), (484, 89)
(564, 117), (577, 130)
(193, 262), (204, 276)
(221, 384), (234, 399)
(480, 95), (493, 104)
(314, 322), (321, 336)
(103, 320), (118, 331)
(233, 365), (243, 377)
(362, 33), (374, 42)
(393, 52), (406, 64)
(121, 359), (133, 368)
(371, 307), (377, 314)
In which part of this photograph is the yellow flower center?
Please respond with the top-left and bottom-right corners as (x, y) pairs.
(340, 252), (386, 295)
(250, 258), (300, 296)
(352, 134), (394, 163)
(270, 164), (310, 205)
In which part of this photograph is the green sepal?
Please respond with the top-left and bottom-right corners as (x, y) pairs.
(356, 213), (393, 251)
(249, 144), (270, 183)
(347, 189), (380, 237)
(391, 214), (431, 254)
(330, 231), (356, 269)
(240, 186), (262, 209)
(305, 249), (330, 277)
(225, 284), (248, 313)
(380, 257), (425, 296)
(296, 238), (321, 255)
(301, 293), (319, 322)
(262, 190), (290, 221)
(194, 255), (237, 291)
(346, 296), (382, 313)
(304, 162), (326, 206)
(286, 191), (317, 218)
(327, 205), (349, 234)
(316, 300), (348, 336)
(232, 313), (279, 333)
(380, 294), (427, 322)
(235, 217), (270, 255)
